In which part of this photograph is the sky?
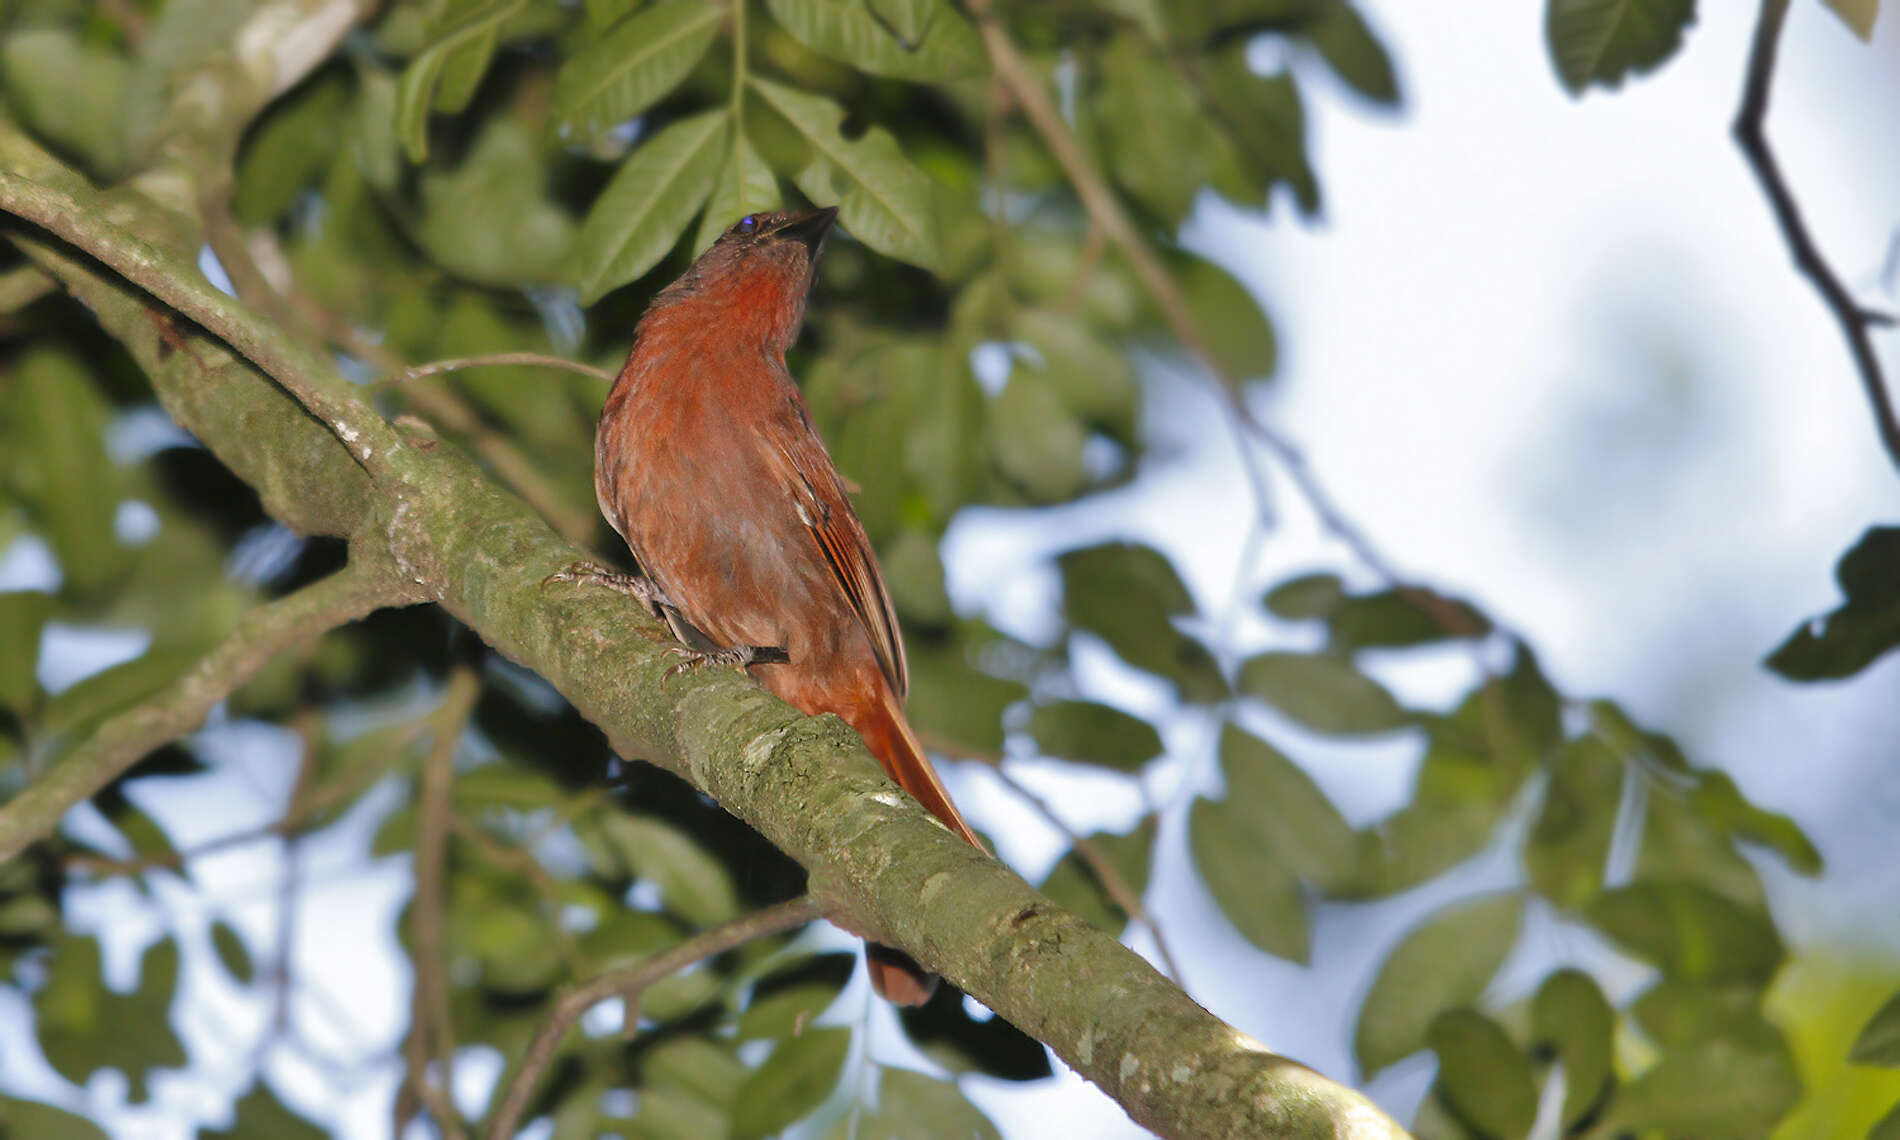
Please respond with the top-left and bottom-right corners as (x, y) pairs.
(4, 0), (1899, 1136)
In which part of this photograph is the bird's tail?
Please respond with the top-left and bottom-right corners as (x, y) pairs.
(854, 686), (985, 1005)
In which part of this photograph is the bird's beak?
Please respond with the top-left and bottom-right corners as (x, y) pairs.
(776, 206), (840, 257)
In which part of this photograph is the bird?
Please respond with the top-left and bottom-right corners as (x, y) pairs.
(551, 206), (983, 1004)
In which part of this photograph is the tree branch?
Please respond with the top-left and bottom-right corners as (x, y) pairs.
(1734, 0), (1900, 472)
(0, 550), (417, 862)
(484, 896), (824, 1140)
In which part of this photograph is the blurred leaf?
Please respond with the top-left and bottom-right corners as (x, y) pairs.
(573, 109), (729, 301)
(1853, 989), (1900, 1066)
(1767, 527), (1900, 680)
(1, 29), (130, 178)
(234, 73), (348, 224)
(0, 591), (53, 719)
(1012, 308), (1140, 444)
(1302, 1), (1398, 104)
(1057, 542), (1229, 702)
(1871, 1102), (1900, 1140)
(1197, 48), (1320, 213)
(1094, 33), (1248, 226)
(1637, 786), (1765, 909)
(729, 1026), (851, 1140)
(1587, 881), (1782, 985)
(1821, 0), (1881, 40)
(693, 127), (784, 254)
(9, 348), (124, 602)
(1039, 818), (1156, 937)
(1328, 588), (1489, 649)
(1531, 969), (1614, 1129)
(450, 875), (564, 993)
(1263, 572), (1343, 619)
(1630, 979), (1765, 1047)
(417, 119), (576, 285)
(203, 1084), (326, 1139)
(36, 935), (186, 1103)
(1218, 725), (1358, 891)
(1238, 651), (1407, 736)
(1607, 1014), (1800, 1139)
(737, 983), (841, 1041)
(43, 648), (200, 741)
(395, 0), (528, 161)
(1428, 1009), (1536, 1140)
(1545, 0), (1696, 95)
(1027, 700), (1163, 772)
(0, 1094), (107, 1140)
(0, 892), (56, 936)
(1162, 249), (1277, 381)
(882, 526), (953, 626)
(1689, 769), (1822, 876)
(866, 0), (941, 47)
(553, 0), (723, 144)
(351, 64), (403, 192)
(599, 813), (740, 925)
(751, 77), (944, 271)
(210, 920), (252, 985)
(827, 1069), (1001, 1140)
(1354, 893), (1523, 1075)
(765, 0), (984, 81)
(639, 1037), (745, 1135)
(986, 365), (1089, 502)
(1525, 737), (1621, 909)
(1189, 795), (1307, 961)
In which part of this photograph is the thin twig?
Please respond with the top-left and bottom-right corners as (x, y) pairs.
(401, 665), (482, 1140)
(0, 555), (413, 862)
(484, 896), (822, 1140)
(988, 765), (1184, 985)
(379, 353), (616, 389)
(1734, 0), (1900, 473)
(268, 706), (322, 1043)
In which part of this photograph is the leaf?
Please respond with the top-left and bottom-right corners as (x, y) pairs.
(1217, 725), (1359, 891)
(234, 74), (349, 224)
(764, 0), (984, 82)
(1197, 47), (1320, 213)
(1689, 769), (1822, 876)
(1056, 542), (1228, 703)
(1353, 893), (1523, 1075)
(0, 29), (131, 178)
(1326, 588), (1490, 649)
(729, 1026), (852, 1140)
(1163, 249), (1278, 381)
(903, 621), (1030, 755)
(1011, 308), (1141, 444)
(598, 813), (740, 926)
(1093, 32), (1249, 226)
(203, 1084), (327, 1140)
(416, 119), (576, 286)
(1606, 1014), (1800, 1139)
(1027, 700), (1163, 772)
(1263, 572), (1343, 619)
(986, 365), (1090, 502)
(1238, 651), (1407, 736)
(1871, 1101), (1900, 1140)
(36, 936), (187, 1103)
(1525, 737), (1622, 909)
(1189, 796), (1308, 961)
(1586, 881), (1783, 985)
(1767, 527), (1900, 680)
(9, 348), (124, 602)
(0, 1094), (107, 1140)
(0, 591), (53, 719)
(1302, 1), (1399, 104)
(750, 77), (944, 271)
(1531, 969), (1614, 1129)
(395, 0), (528, 161)
(1428, 1009), (1537, 1140)
(210, 920), (253, 985)
(42, 648), (200, 741)
(1630, 979), (1765, 1046)
(1853, 989), (1900, 1066)
(1039, 818), (1157, 938)
(866, 0), (941, 47)
(572, 109), (730, 301)
(1545, 0), (1697, 95)
(553, 0), (724, 144)
(693, 128), (783, 254)
(828, 1069), (1002, 1140)
(1637, 786), (1765, 909)
(737, 983), (843, 1041)
(1821, 0), (1881, 40)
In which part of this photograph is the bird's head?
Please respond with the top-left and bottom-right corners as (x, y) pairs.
(647, 206), (839, 353)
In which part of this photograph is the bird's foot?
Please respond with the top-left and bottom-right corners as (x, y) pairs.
(543, 561), (669, 609)
(662, 643), (791, 682)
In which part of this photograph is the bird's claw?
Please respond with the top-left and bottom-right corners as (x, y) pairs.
(661, 643), (791, 683)
(543, 561), (668, 608)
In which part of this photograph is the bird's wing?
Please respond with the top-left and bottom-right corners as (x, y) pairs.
(764, 420), (908, 700)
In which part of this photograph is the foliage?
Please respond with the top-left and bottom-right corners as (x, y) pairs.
(0, 0), (1887, 1137)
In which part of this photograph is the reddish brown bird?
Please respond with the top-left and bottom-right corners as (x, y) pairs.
(556, 206), (982, 1004)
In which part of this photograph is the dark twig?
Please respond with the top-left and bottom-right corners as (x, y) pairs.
(483, 896), (822, 1140)
(1734, 0), (1900, 472)
(379, 353), (616, 389)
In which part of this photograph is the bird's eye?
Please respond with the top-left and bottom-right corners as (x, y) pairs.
(736, 215), (759, 234)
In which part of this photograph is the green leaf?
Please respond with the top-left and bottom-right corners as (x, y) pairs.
(203, 1084), (327, 1140)
(0, 30), (130, 178)
(750, 77), (944, 272)
(1821, 0), (1881, 40)
(1302, 1), (1399, 104)
(1637, 786), (1765, 909)
(986, 365), (1090, 502)
(416, 119), (577, 285)
(1094, 32), (1249, 226)
(1870, 1101), (1900, 1140)
(1218, 725), (1358, 891)
(0, 591), (53, 719)
(9, 348), (124, 602)
(1689, 769), (1822, 876)
(1327, 588), (1490, 649)
(395, 0), (528, 161)
(729, 1027), (852, 1140)
(1189, 796), (1308, 961)
(1545, 0), (1697, 95)
(1164, 249), (1278, 381)
(1428, 1009), (1537, 1140)
(903, 622), (1030, 755)
(764, 0), (984, 82)
(1586, 881), (1783, 985)
(1197, 48), (1320, 213)
(1768, 527), (1900, 680)
(1606, 1014), (1800, 1139)
(1263, 572), (1344, 619)
(0, 1094), (107, 1140)
(1630, 979), (1765, 1046)
(0, 892), (57, 936)
(210, 920), (253, 985)
(234, 74), (349, 224)
(1353, 893), (1523, 1075)
(1027, 700), (1163, 772)
(1531, 969), (1614, 1129)
(36, 936), (187, 1103)
(1238, 651), (1407, 736)
(1525, 737), (1622, 909)
(1011, 308), (1141, 444)
(1853, 989), (1900, 1066)
(572, 109), (730, 301)
(693, 128), (783, 254)
(737, 983), (842, 1041)
(828, 1069), (1002, 1140)
(865, 0), (942, 47)
(1039, 818), (1157, 938)
(553, 0), (724, 144)
(43, 648), (201, 741)
(1056, 543), (1228, 703)
(599, 813), (740, 926)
